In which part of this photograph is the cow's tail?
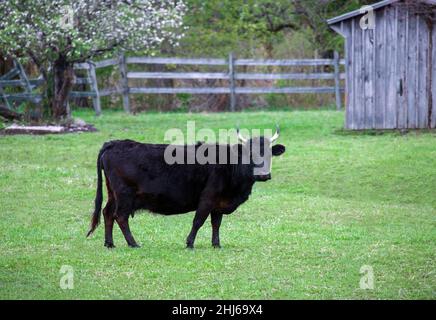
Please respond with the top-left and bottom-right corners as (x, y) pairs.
(87, 147), (106, 238)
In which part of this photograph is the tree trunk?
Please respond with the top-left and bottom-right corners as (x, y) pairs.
(0, 55), (13, 75)
(264, 40), (274, 59)
(51, 57), (74, 120)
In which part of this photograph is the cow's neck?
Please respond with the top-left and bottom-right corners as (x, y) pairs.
(230, 163), (255, 190)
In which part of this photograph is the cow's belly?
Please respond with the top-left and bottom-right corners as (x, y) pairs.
(134, 192), (199, 215)
(132, 171), (207, 215)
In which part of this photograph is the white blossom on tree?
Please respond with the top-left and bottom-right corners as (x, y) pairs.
(0, 0), (186, 119)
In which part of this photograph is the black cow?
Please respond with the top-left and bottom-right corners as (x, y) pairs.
(87, 129), (286, 249)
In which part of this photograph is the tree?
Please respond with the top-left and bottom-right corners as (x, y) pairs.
(239, 0), (375, 58)
(178, 0), (248, 58)
(0, 0), (186, 120)
(290, 0), (370, 57)
(239, 0), (299, 58)
(180, 0), (372, 60)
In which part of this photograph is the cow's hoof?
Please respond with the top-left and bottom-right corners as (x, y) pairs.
(186, 244), (194, 250)
(105, 242), (116, 249)
(212, 244), (221, 249)
(129, 243), (141, 248)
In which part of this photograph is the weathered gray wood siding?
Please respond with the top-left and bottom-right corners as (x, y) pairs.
(333, 4), (435, 129)
(397, 5), (408, 129)
(432, 21), (436, 128)
(385, 6), (398, 129)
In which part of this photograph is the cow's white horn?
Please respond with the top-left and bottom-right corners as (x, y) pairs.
(237, 128), (248, 144)
(271, 125), (280, 143)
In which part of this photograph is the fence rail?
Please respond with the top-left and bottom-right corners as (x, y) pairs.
(0, 53), (345, 115)
(0, 61), (42, 108)
(75, 53), (345, 113)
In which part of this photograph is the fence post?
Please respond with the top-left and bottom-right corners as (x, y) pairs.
(333, 51), (342, 110)
(0, 83), (11, 109)
(15, 60), (40, 104)
(66, 101), (72, 119)
(119, 53), (131, 113)
(88, 62), (102, 116)
(228, 52), (236, 112)
(14, 60), (32, 92)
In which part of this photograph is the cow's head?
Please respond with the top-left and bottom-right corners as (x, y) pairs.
(237, 126), (286, 182)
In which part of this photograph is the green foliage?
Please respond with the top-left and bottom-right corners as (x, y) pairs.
(178, 0), (246, 57)
(175, 93), (192, 112)
(0, 110), (435, 299)
(178, 0), (376, 58)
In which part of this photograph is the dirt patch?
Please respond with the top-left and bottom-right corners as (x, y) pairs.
(1, 123), (97, 135)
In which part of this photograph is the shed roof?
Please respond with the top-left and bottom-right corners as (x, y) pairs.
(327, 0), (436, 25)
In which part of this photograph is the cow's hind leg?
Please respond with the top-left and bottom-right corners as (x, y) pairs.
(114, 192), (140, 248)
(103, 200), (116, 248)
(102, 173), (116, 248)
(116, 215), (140, 248)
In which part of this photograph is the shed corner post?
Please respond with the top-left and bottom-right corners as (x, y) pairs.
(119, 52), (131, 114)
(334, 51), (343, 111)
(228, 52), (236, 112)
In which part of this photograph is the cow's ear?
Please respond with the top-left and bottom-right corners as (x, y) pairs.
(272, 144), (286, 156)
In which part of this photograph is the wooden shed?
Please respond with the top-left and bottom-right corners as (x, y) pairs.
(328, 0), (436, 130)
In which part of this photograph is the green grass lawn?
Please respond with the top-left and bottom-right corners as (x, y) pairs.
(0, 109), (435, 299)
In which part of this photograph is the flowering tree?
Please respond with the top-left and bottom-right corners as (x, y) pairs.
(0, 0), (186, 120)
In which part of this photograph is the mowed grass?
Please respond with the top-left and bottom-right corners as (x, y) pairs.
(0, 109), (435, 300)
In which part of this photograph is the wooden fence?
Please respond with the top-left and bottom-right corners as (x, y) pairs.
(1, 53), (346, 115)
(0, 60), (43, 109)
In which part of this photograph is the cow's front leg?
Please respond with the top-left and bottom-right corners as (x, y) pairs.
(186, 204), (211, 249)
(211, 212), (223, 248)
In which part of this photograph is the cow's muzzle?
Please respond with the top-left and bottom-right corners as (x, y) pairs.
(256, 174), (271, 182)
